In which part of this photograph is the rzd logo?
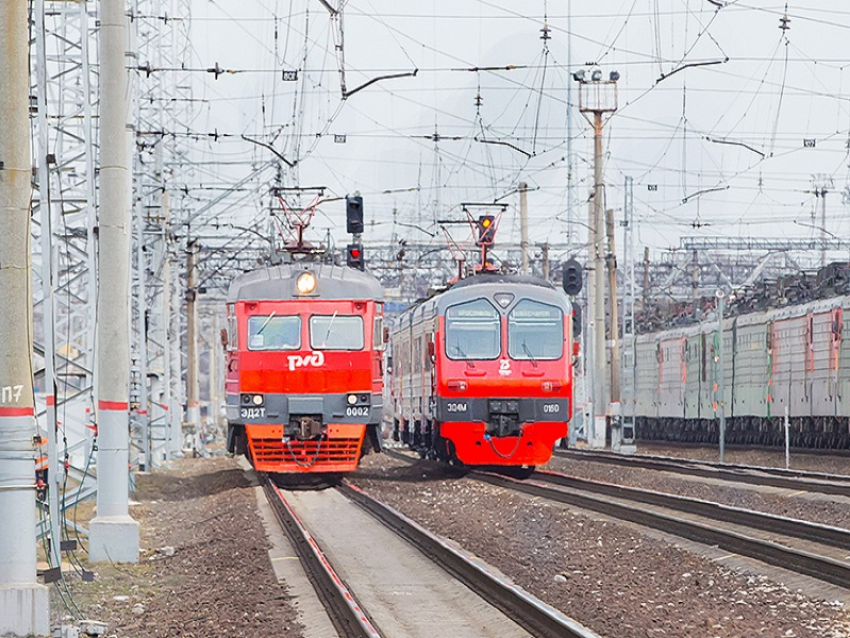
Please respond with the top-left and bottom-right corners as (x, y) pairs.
(287, 351), (325, 371)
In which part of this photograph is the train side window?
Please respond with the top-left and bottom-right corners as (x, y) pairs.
(445, 298), (500, 360)
(373, 316), (384, 350)
(310, 314), (364, 350)
(228, 316), (238, 349)
(507, 299), (563, 360)
(247, 315), (301, 351)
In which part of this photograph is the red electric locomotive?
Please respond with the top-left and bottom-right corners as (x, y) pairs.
(224, 195), (384, 473)
(389, 213), (575, 474)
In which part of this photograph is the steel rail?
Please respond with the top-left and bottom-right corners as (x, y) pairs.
(339, 481), (597, 638)
(260, 475), (381, 638)
(474, 471), (850, 591)
(533, 469), (850, 550)
(554, 449), (850, 497)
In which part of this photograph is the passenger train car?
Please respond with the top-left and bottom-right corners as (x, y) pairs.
(631, 295), (850, 448)
(389, 273), (574, 473)
(224, 263), (385, 472)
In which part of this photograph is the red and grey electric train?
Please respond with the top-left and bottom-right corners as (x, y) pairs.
(389, 273), (574, 474)
(224, 262), (385, 473)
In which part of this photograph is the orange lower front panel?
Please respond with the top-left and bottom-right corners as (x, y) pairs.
(246, 423), (366, 473)
(440, 420), (567, 467)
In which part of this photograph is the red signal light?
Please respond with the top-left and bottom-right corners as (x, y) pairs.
(346, 243), (365, 270)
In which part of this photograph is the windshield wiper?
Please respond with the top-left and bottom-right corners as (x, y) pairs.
(323, 311), (338, 343)
(257, 312), (276, 335)
(454, 344), (475, 368)
(521, 340), (538, 367)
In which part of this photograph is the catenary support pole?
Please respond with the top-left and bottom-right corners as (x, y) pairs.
(0, 2), (51, 633)
(89, 0), (140, 564)
(519, 182), (530, 275)
(158, 193), (173, 465)
(135, 197), (150, 470)
(169, 246), (184, 457)
(820, 188), (828, 269)
(717, 291), (726, 464)
(186, 239), (201, 450)
(592, 111), (607, 447)
(606, 208), (621, 446)
(34, 0), (62, 574)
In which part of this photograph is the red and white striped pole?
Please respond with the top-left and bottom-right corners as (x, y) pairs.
(88, 0), (139, 563)
(0, 1), (50, 633)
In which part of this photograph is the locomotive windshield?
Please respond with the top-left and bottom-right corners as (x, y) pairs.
(310, 314), (365, 350)
(247, 314), (301, 351)
(508, 300), (563, 360)
(445, 298), (500, 360)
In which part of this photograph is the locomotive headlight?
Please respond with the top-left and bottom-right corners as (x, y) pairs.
(241, 393), (263, 406)
(347, 394), (358, 405)
(296, 271), (317, 295)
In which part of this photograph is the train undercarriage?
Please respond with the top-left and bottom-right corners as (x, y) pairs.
(635, 416), (850, 449)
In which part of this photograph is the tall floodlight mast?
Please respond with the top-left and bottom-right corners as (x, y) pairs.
(575, 68), (619, 448)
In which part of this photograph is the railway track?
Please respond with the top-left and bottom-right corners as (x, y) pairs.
(475, 469), (850, 590)
(384, 449), (850, 591)
(260, 473), (595, 638)
(261, 475), (379, 638)
(554, 448), (850, 498)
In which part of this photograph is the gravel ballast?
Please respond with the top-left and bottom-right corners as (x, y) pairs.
(351, 452), (850, 638)
(50, 457), (304, 638)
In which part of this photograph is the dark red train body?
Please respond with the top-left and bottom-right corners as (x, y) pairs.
(389, 273), (574, 472)
(224, 263), (384, 473)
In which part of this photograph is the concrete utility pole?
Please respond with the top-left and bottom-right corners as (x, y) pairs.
(606, 209), (621, 410)
(169, 249), (184, 456)
(541, 243), (550, 281)
(186, 239), (201, 446)
(592, 113), (606, 446)
(576, 69), (618, 447)
(519, 182), (530, 275)
(716, 290), (726, 463)
(89, 0), (140, 564)
(0, 2), (50, 634)
(620, 176), (637, 449)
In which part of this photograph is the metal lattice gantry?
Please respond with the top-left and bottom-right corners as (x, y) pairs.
(31, 0), (99, 551)
(132, 0), (191, 468)
(28, 0), (198, 556)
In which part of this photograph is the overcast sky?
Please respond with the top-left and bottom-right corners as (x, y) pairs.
(182, 1), (850, 263)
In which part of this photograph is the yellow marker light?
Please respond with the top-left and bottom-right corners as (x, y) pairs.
(296, 271), (317, 295)
(481, 218), (491, 227)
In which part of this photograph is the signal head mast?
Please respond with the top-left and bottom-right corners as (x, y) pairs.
(462, 202), (507, 274)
